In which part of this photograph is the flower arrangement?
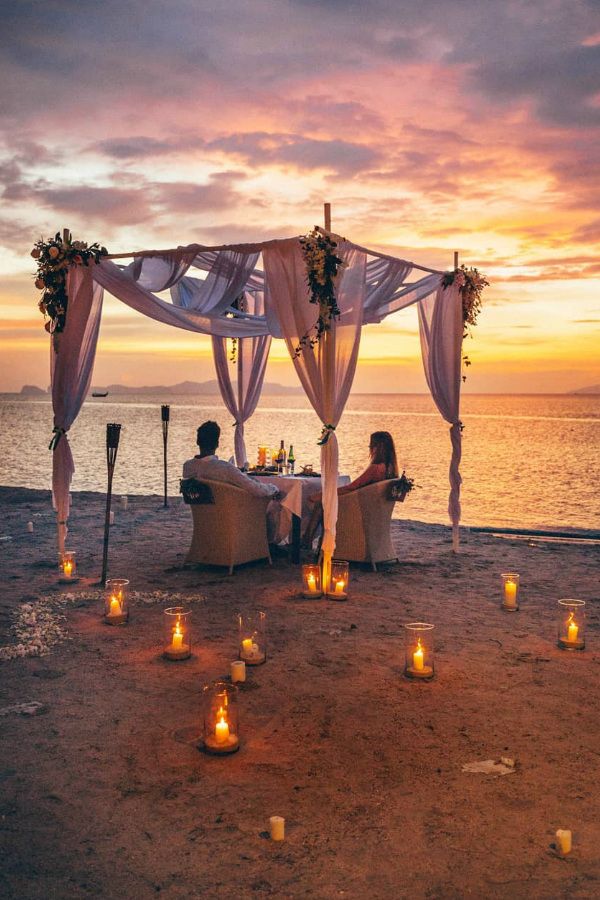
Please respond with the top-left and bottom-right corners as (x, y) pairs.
(442, 264), (488, 380)
(294, 228), (345, 357)
(389, 470), (416, 502)
(442, 264), (488, 338)
(32, 229), (108, 335)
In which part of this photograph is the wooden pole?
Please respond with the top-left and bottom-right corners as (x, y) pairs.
(161, 405), (170, 508)
(324, 203), (331, 232)
(101, 423), (122, 587)
(453, 250), (459, 270)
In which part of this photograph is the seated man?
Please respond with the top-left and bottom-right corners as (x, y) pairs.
(183, 420), (279, 501)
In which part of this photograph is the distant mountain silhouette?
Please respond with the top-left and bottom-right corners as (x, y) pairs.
(570, 385), (600, 395)
(89, 380), (303, 396)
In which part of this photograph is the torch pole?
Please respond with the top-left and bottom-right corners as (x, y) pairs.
(161, 405), (170, 508)
(101, 423), (122, 587)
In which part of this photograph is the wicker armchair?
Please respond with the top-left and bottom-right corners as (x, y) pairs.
(334, 479), (401, 571)
(181, 478), (272, 575)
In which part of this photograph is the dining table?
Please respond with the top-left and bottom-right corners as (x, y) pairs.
(248, 471), (351, 563)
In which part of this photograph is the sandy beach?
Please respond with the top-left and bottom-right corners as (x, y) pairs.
(0, 485), (598, 899)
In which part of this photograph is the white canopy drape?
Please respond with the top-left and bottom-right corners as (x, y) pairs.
(211, 292), (271, 467)
(48, 231), (465, 568)
(51, 265), (104, 553)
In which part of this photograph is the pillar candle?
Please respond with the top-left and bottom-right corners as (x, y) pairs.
(504, 581), (517, 607)
(230, 660), (246, 683)
(109, 596), (122, 617)
(121, 496), (128, 510)
(567, 619), (579, 643)
(27, 521), (34, 533)
(109, 511), (115, 526)
(307, 573), (316, 592)
(556, 829), (572, 854)
(63, 560), (73, 578)
(269, 816), (285, 841)
(215, 716), (229, 744)
(413, 642), (424, 671)
(172, 625), (184, 650)
(242, 638), (253, 655)
(334, 580), (345, 595)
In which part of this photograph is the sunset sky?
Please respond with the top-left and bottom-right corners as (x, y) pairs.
(0, 0), (598, 393)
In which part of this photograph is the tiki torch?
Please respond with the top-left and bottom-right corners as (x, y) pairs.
(101, 422), (122, 587)
(161, 404), (170, 508)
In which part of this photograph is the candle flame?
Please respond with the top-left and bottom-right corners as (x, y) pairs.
(416, 638), (423, 652)
(217, 706), (227, 721)
(174, 620), (182, 637)
(567, 611), (575, 625)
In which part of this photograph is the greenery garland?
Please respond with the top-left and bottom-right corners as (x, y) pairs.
(294, 228), (345, 357)
(32, 229), (108, 335)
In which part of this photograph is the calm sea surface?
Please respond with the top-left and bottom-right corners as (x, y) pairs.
(0, 393), (598, 532)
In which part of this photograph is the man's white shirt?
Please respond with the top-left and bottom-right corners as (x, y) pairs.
(182, 455), (278, 498)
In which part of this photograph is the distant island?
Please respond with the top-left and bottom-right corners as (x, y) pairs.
(569, 385), (600, 395)
(20, 385), (47, 396)
(88, 379), (303, 396)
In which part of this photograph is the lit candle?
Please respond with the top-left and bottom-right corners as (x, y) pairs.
(63, 560), (73, 578)
(172, 622), (184, 650)
(567, 614), (579, 643)
(556, 829), (572, 855)
(215, 714), (229, 744)
(242, 638), (253, 656)
(307, 573), (317, 592)
(269, 816), (285, 841)
(230, 660), (246, 683)
(504, 580), (517, 608)
(108, 595), (122, 617)
(334, 580), (345, 595)
(413, 640), (424, 671)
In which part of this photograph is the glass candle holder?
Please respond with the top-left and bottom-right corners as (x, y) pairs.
(58, 550), (78, 582)
(557, 599), (586, 651)
(163, 607), (192, 660)
(202, 681), (240, 755)
(404, 623), (435, 680)
(501, 573), (520, 611)
(238, 611), (267, 665)
(326, 560), (349, 600)
(104, 578), (129, 625)
(302, 564), (322, 598)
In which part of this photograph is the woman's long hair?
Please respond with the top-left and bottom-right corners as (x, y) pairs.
(369, 431), (398, 479)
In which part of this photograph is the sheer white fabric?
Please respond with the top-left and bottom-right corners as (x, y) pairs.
(170, 249), (260, 315)
(51, 265), (104, 552)
(263, 239), (366, 584)
(212, 292), (271, 467)
(94, 260), (270, 337)
(418, 282), (463, 550)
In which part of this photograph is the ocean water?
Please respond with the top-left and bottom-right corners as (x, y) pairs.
(0, 393), (598, 532)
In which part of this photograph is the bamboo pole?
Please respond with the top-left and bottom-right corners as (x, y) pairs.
(161, 405), (170, 508)
(101, 423), (122, 587)
(324, 203), (331, 231)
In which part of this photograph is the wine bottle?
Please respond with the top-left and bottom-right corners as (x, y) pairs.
(277, 439), (286, 474)
(288, 444), (295, 474)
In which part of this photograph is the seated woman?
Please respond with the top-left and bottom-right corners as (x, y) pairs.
(303, 430), (399, 547)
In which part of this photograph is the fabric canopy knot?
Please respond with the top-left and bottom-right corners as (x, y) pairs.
(49, 427), (66, 451)
(317, 424), (336, 445)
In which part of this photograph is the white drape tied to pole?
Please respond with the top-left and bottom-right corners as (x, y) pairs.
(263, 239), (366, 585)
(51, 265), (104, 553)
(212, 292), (271, 467)
(418, 281), (463, 550)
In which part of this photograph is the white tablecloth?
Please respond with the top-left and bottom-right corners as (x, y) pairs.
(249, 473), (350, 543)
